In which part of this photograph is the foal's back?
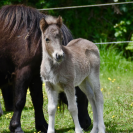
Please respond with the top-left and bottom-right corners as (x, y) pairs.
(66, 38), (100, 86)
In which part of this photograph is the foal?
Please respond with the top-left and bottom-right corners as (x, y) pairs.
(40, 16), (105, 133)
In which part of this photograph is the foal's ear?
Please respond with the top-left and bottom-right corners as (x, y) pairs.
(57, 16), (62, 28)
(40, 18), (48, 32)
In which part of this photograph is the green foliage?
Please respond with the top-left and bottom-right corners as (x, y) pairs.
(113, 3), (133, 57)
(114, 20), (130, 38)
(0, 0), (11, 7)
(98, 44), (133, 72)
(43, 0), (133, 59)
(126, 34), (133, 52)
(0, 0), (133, 59)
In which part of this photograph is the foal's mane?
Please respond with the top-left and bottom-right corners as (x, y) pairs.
(45, 15), (59, 25)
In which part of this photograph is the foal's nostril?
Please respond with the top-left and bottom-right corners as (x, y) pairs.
(56, 54), (61, 60)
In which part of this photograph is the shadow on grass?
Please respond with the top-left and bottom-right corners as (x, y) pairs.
(55, 121), (133, 133)
(1, 121), (133, 133)
(56, 126), (75, 133)
(23, 106), (34, 110)
(0, 130), (49, 133)
(2, 110), (13, 115)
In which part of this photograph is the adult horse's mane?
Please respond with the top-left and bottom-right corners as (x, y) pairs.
(0, 5), (43, 45)
(0, 5), (73, 52)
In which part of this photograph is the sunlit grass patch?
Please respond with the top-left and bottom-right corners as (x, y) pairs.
(0, 47), (133, 132)
(0, 70), (133, 132)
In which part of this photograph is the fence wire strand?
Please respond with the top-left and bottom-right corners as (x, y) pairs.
(38, 1), (133, 11)
(95, 41), (133, 44)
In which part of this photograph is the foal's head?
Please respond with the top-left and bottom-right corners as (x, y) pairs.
(40, 16), (64, 63)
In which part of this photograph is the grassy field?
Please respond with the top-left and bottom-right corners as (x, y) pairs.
(0, 46), (133, 133)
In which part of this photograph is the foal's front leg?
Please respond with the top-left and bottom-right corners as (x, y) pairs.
(45, 82), (59, 133)
(64, 85), (83, 133)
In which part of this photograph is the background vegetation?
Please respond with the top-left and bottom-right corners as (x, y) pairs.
(0, 0), (133, 132)
(0, 0), (133, 59)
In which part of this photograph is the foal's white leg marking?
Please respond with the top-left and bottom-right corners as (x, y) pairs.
(79, 79), (98, 133)
(45, 82), (59, 133)
(0, 102), (3, 117)
(64, 86), (83, 133)
(88, 75), (105, 133)
(79, 76), (105, 133)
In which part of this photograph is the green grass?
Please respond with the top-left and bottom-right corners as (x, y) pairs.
(0, 46), (133, 133)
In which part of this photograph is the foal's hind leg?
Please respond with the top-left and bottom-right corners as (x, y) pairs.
(79, 79), (98, 133)
(79, 77), (105, 133)
(64, 85), (83, 133)
(88, 76), (105, 133)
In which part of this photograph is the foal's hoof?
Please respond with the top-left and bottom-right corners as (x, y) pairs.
(90, 128), (98, 133)
(75, 129), (84, 133)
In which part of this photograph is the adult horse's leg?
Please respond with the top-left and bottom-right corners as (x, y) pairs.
(59, 87), (91, 131)
(10, 67), (31, 133)
(29, 75), (48, 133)
(1, 85), (14, 111)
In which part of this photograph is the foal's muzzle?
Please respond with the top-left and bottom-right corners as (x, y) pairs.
(55, 52), (64, 62)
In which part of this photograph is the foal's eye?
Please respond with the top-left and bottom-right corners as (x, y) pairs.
(46, 38), (50, 43)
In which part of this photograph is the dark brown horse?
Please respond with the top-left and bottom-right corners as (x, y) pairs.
(0, 5), (91, 132)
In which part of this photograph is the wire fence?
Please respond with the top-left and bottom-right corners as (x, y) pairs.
(38, 1), (133, 11)
(38, 1), (133, 45)
(95, 41), (133, 45)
